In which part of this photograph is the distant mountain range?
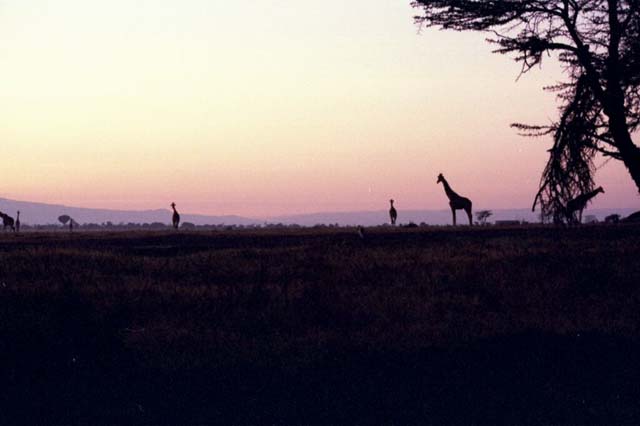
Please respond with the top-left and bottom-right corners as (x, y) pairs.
(0, 198), (259, 226)
(0, 197), (637, 227)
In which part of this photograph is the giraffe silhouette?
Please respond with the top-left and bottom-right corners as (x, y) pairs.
(565, 186), (604, 224)
(0, 211), (15, 231)
(389, 199), (397, 225)
(437, 173), (472, 226)
(15, 211), (20, 233)
(171, 203), (180, 229)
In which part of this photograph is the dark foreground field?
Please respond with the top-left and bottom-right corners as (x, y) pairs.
(1, 225), (640, 423)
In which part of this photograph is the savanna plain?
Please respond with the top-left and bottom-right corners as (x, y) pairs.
(1, 225), (640, 423)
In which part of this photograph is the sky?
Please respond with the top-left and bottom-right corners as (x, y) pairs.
(0, 0), (638, 217)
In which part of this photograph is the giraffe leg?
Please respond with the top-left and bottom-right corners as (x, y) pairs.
(466, 207), (472, 226)
(451, 208), (457, 226)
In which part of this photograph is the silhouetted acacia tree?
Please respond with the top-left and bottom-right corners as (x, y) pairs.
(475, 209), (493, 225)
(412, 0), (640, 223)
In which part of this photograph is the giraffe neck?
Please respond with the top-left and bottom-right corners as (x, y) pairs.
(585, 188), (601, 200)
(441, 179), (459, 200)
(576, 188), (601, 204)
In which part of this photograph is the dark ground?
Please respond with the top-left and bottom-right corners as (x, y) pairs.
(1, 225), (639, 424)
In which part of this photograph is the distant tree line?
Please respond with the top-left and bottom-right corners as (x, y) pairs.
(16, 222), (265, 232)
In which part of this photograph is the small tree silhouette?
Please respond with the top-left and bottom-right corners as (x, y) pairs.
(58, 215), (76, 232)
(475, 210), (493, 225)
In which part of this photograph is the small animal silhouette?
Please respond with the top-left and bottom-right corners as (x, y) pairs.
(171, 203), (180, 229)
(0, 212), (15, 231)
(437, 173), (472, 226)
(389, 199), (397, 225)
(565, 187), (604, 224)
(15, 211), (20, 233)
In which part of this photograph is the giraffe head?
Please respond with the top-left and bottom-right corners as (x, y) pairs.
(390, 199), (394, 205)
(437, 173), (444, 184)
(597, 186), (605, 194)
(171, 202), (176, 209)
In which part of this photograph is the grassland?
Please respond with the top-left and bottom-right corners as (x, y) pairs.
(1, 225), (640, 423)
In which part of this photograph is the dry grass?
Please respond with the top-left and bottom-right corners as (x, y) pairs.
(1, 225), (639, 423)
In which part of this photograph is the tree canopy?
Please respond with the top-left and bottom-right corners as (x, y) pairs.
(475, 209), (493, 225)
(413, 0), (640, 222)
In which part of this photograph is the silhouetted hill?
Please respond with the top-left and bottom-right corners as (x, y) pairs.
(0, 198), (259, 226)
(0, 197), (636, 226)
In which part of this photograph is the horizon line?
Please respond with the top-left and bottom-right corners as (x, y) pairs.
(1, 195), (637, 221)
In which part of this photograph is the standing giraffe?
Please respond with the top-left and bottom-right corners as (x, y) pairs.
(437, 173), (473, 226)
(171, 203), (180, 229)
(565, 186), (604, 224)
(389, 199), (397, 225)
(15, 211), (20, 233)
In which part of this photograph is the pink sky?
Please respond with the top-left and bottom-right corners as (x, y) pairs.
(0, 1), (638, 217)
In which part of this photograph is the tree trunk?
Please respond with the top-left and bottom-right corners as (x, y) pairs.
(602, 1), (640, 193)
(610, 114), (640, 193)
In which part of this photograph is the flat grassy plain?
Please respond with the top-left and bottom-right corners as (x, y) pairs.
(1, 225), (640, 423)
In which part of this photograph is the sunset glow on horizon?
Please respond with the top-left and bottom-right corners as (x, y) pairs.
(1, 0), (638, 218)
